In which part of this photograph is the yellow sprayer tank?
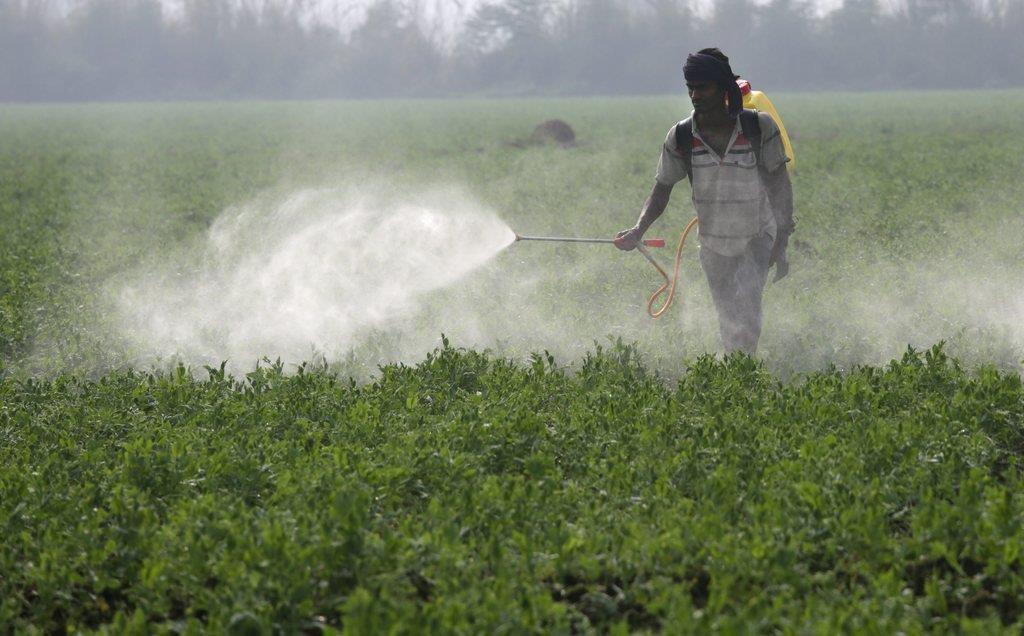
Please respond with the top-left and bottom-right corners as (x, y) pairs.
(737, 79), (795, 170)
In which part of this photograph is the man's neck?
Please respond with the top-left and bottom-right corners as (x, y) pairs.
(696, 109), (733, 131)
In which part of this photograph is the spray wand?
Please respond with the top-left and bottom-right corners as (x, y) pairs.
(513, 217), (699, 318)
(513, 233), (666, 247)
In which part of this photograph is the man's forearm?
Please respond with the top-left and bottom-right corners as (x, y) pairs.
(765, 168), (795, 235)
(634, 181), (674, 234)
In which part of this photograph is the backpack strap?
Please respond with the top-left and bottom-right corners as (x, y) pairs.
(738, 109), (762, 166)
(673, 117), (694, 182)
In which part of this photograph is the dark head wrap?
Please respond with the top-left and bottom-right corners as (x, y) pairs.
(683, 52), (743, 118)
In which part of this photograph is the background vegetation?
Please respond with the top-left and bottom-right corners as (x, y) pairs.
(1, 0), (1022, 101)
(2, 92), (1023, 379)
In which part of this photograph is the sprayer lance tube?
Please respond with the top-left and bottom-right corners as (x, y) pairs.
(514, 234), (666, 248)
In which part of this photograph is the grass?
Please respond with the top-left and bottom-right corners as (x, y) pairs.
(3, 93), (1024, 378)
(2, 93), (1024, 631)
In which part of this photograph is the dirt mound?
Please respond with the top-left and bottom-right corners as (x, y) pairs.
(529, 119), (576, 146)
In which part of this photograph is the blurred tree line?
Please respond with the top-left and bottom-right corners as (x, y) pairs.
(1, 0), (1021, 101)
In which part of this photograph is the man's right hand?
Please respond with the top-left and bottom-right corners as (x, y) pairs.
(614, 227), (642, 251)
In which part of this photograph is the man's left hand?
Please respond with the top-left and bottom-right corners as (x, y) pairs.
(770, 234), (790, 281)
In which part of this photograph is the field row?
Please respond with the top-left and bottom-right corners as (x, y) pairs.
(2, 343), (1023, 631)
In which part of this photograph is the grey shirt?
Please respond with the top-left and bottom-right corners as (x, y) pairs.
(656, 111), (790, 257)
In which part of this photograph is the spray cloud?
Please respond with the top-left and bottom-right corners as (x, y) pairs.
(111, 182), (1024, 379)
(116, 186), (516, 369)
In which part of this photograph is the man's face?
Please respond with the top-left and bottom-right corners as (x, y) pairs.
(687, 81), (725, 115)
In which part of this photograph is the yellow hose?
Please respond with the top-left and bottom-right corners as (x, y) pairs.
(643, 216), (699, 319)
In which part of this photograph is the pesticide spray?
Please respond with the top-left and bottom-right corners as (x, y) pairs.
(112, 177), (1024, 379)
(115, 180), (702, 372)
(116, 187), (518, 369)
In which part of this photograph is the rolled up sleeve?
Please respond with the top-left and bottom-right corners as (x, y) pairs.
(655, 125), (689, 186)
(757, 112), (790, 173)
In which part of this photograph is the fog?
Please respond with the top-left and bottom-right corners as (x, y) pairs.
(2, 0), (1021, 102)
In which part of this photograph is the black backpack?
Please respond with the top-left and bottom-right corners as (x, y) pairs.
(674, 109), (762, 182)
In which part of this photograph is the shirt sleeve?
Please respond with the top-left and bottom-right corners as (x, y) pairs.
(655, 125), (689, 186)
(757, 112), (790, 173)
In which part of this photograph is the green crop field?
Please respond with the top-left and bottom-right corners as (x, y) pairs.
(2, 93), (1024, 632)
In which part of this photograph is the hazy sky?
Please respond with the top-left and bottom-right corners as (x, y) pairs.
(316, 0), (866, 26)
(9, 0), (1011, 102)
(72, 0), (884, 30)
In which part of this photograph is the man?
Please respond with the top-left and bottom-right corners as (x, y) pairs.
(614, 48), (795, 355)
